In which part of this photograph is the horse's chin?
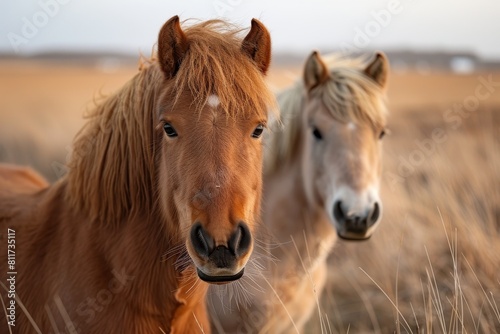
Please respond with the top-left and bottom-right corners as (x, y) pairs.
(337, 231), (372, 241)
(196, 268), (244, 284)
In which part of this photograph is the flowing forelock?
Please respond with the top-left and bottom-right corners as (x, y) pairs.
(172, 19), (277, 118)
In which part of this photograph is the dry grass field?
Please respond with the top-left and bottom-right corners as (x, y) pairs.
(322, 92), (500, 332)
(0, 59), (498, 333)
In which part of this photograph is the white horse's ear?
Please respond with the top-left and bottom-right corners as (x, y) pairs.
(364, 52), (389, 89)
(158, 16), (189, 79)
(304, 51), (329, 91)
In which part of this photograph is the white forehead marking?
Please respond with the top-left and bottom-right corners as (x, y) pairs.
(207, 94), (220, 108)
(347, 122), (356, 131)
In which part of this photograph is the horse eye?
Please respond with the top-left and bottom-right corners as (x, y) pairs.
(312, 127), (323, 140)
(379, 129), (386, 140)
(251, 124), (264, 138)
(163, 123), (178, 137)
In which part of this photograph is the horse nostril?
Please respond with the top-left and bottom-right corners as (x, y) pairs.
(334, 201), (367, 230)
(333, 200), (345, 222)
(368, 202), (381, 226)
(190, 223), (214, 258)
(228, 223), (252, 257)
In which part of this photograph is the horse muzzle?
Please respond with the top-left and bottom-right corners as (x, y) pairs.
(334, 201), (381, 241)
(188, 222), (252, 283)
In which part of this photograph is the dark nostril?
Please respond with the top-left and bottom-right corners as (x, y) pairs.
(334, 201), (366, 230)
(333, 201), (344, 222)
(190, 223), (214, 258)
(227, 227), (241, 255)
(228, 223), (252, 257)
(368, 202), (381, 226)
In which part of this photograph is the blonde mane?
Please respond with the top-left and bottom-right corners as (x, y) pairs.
(67, 20), (277, 225)
(265, 54), (388, 174)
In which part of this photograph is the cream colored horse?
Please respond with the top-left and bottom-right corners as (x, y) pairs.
(208, 51), (389, 333)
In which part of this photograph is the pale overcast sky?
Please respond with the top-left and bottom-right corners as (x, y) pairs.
(1, 0), (499, 59)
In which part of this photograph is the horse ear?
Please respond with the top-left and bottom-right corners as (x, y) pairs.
(304, 51), (329, 91)
(241, 19), (272, 74)
(158, 15), (189, 79)
(364, 52), (389, 89)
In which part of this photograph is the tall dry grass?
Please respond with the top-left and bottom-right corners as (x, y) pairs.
(0, 62), (498, 333)
(308, 106), (500, 333)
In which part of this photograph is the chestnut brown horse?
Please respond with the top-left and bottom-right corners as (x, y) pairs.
(209, 51), (389, 333)
(0, 16), (276, 334)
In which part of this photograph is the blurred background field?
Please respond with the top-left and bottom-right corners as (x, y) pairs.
(0, 55), (498, 333)
(1, 0), (499, 332)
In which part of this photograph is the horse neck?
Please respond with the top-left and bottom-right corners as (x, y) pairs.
(263, 136), (336, 271)
(43, 177), (189, 322)
(117, 200), (211, 330)
(97, 198), (184, 295)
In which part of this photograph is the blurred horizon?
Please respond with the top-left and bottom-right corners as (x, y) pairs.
(1, 0), (499, 60)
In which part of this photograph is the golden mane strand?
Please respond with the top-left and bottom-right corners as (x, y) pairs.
(265, 54), (387, 174)
(67, 65), (163, 224)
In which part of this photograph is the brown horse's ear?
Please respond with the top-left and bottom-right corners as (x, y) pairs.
(241, 19), (272, 74)
(364, 52), (389, 89)
(158, 15), (189, 79)
(304, 51), (329, 91)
